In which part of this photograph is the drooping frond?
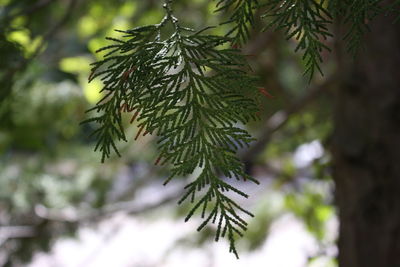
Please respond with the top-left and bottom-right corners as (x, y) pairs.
(327, 0), (347, 17)
(83, 3), (261, 258)
(82, 25), (162, 162)
(392, 0), (400, 22)
(342, 0), (382, 55)
(215, 0), (259, 45)
(262, 0), (333, 79)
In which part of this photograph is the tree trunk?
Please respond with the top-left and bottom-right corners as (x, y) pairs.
(332, 9), (400, 267)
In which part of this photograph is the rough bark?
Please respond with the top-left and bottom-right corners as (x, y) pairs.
(332, 9), (400, 267)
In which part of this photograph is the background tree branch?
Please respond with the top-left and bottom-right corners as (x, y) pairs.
(242, 73), (338, 172)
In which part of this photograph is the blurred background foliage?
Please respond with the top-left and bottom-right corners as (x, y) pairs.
(0, 0), (337, 266)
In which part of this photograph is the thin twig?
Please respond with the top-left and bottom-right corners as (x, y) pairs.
(34, 191), (181, 223)
(242, 73), (338, 169)
(0, 226), (36, 247)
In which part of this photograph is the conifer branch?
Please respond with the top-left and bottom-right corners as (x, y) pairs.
(215, 0), (259, 45)
(342, 0), (382, 55)
(83, 0), (261, 257)
(262, 0), (333, 79)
